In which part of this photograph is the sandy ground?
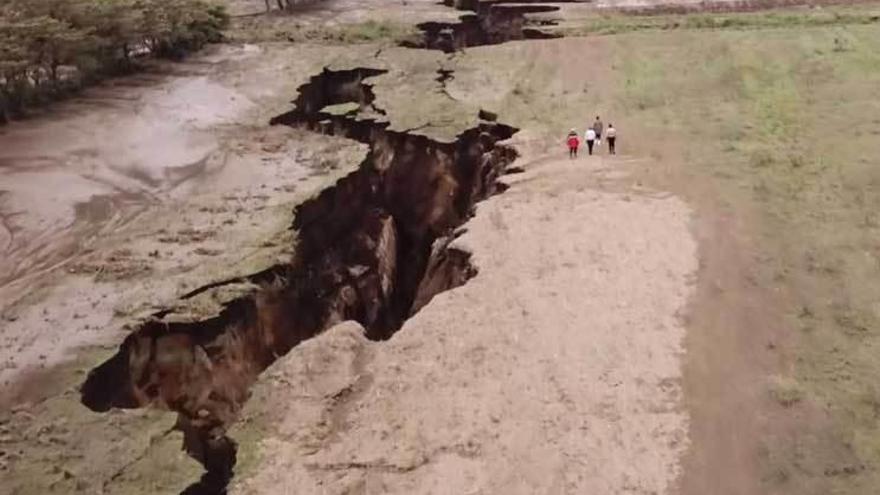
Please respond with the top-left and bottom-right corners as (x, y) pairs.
(231, 155), (697, 494)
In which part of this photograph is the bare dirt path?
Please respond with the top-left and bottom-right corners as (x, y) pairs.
(231, 153), (699, 493)
(448, 34), (790, 494)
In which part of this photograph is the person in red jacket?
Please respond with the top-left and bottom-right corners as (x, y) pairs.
(567, 129), (580, 159)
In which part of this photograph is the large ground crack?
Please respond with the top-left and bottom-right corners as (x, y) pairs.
(401, 0), (564, 52)
(81, 66), (518, 493)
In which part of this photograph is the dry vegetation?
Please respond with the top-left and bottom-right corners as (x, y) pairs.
(568, 6), (880, 36)
(226, 16), (418, 44)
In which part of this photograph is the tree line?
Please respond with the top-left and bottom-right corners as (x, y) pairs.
(0, 0), (229, 123)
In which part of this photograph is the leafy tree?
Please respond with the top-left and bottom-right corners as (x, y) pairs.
(0, 0), (229, 121)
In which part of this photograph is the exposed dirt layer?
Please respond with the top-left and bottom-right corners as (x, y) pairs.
(81, 65), (519, 491)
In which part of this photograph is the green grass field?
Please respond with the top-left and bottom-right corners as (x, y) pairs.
(606, 21), (880, 493)
(569, 6), (880, 36)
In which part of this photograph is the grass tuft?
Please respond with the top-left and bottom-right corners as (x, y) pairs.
(568, 8), (880, 37)
(769, 375), (805, 407)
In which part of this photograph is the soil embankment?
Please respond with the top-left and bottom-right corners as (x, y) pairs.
(232, 157), (697, 493)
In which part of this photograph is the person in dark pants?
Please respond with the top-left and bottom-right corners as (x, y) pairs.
(585, 127), (596, 155)
(567, 129), (579, 158)
(606, 123), (617, 155)
(592, 116), (604, 146)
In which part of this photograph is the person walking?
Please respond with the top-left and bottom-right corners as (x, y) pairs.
(567, 129), (580, 159)
(606, 123), (617, 155)
(592, 116), (604, 147)
(585, 127), (596, 155)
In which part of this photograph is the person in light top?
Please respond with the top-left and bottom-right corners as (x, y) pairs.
(606, 123), (617, 155)
(584, 127), (596, 155)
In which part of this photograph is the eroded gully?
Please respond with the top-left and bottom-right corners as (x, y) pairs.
(79, 1), (569, 492)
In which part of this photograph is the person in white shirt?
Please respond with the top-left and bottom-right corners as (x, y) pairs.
(584, 128), (596, 155)
(606, 123), (617, 155)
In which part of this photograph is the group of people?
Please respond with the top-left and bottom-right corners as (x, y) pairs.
(566, 116), (617, 158)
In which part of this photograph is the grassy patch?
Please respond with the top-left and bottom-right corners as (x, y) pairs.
(769, 375), (806, 407)
(568, 8), (880, 36)
(609, 23), (880, 493)
(230, 18), (419, 45)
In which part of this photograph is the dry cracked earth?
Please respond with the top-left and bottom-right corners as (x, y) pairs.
(0, 0), (825, 493)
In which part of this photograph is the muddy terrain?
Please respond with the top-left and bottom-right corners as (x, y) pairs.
(2, 0), (880, 494)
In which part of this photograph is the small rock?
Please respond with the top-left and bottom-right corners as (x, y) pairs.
(478, 109), (498, 122)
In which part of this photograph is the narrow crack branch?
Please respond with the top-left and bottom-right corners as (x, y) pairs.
(102, 426), (176, 491)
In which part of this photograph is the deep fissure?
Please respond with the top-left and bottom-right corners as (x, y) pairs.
(81, 66), (519, 493)
(402, 0), (563, 52)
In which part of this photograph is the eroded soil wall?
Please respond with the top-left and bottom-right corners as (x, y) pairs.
(81, 66), (518, 492)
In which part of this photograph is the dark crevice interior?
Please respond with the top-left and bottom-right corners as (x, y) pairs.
(81, 66), (519, 494)
(401, 0), (565, 52)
